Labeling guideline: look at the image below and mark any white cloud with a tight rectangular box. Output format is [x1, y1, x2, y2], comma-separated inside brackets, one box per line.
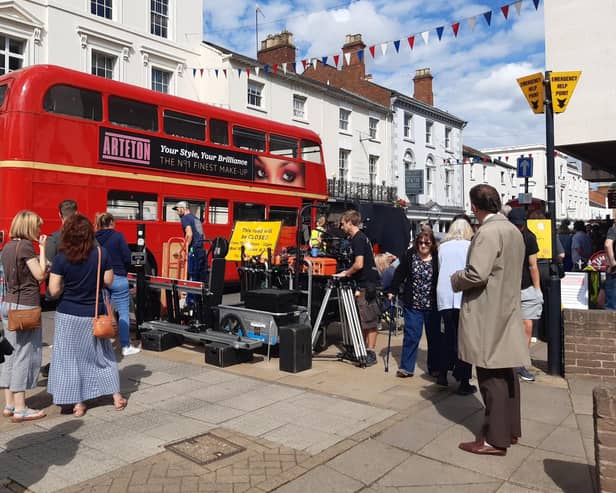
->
[203, 0, 546, 148]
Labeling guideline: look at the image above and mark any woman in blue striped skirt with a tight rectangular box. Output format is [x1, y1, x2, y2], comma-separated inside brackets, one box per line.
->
[47, 214, 126, 417]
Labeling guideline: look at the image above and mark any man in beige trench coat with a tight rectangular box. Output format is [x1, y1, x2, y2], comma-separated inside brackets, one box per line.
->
[451, 184, 530, 456]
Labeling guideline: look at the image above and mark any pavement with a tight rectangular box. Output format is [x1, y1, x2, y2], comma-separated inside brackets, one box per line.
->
[0, 307, 599, 493]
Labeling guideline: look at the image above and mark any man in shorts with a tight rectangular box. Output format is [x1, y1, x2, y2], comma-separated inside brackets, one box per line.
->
[508, 208, 543, 382]
[336, 210, 380, 367]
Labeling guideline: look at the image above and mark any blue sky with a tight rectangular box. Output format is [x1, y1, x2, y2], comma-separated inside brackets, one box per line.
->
[203, 0, 546, 150]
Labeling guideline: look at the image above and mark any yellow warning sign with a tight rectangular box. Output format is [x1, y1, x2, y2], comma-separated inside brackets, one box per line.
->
[517, 72, 545, 114]
[527, 219, 552, 260]
[550, 71, 581, 113]
[226, 220, 282, 262]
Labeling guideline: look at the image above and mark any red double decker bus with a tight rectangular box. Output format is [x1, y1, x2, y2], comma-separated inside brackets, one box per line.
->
[0, 65, 328, 281]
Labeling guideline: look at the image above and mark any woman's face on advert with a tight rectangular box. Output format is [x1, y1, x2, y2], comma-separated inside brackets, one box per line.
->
[254, 156, 305, 187]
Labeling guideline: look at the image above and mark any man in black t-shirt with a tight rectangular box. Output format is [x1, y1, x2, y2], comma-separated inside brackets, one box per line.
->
[508, 208, 543, 382]
[336, 210, 380, 367]
[604, 225, 616, 310]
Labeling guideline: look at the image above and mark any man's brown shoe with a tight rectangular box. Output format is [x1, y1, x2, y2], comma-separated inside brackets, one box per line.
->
[459, 440, 507, 456]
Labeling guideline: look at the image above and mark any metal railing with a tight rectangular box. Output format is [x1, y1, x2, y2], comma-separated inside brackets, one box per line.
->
[328, 178, 397, 203]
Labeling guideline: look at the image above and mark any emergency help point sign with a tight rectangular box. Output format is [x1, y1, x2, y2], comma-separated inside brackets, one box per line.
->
[516, 72, 545, 114]
[550, 71, 581, 113]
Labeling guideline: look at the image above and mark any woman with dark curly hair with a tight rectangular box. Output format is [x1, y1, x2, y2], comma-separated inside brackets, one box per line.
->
[47, 214, 126, 417]
[387, 230, 441, 378]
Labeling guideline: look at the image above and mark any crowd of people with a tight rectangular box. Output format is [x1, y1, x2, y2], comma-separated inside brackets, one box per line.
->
[0, 201, 139, 423]
[1, 190, 612, 458]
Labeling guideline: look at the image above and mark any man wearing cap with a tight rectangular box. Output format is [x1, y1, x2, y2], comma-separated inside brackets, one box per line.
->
[508, 208, 543, 383]
[173, 201, 207, 298]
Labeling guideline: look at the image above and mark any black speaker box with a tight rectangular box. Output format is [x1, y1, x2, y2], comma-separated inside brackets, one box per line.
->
[140, 330, 183, 352]
[204, 342, 253, 367]
[245, 288, 298, 313]
[279, 324, 312, 373]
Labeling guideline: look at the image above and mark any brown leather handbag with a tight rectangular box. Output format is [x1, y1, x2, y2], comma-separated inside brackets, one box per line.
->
[92, 247, 117, 339]
[7, 240, 41, 331]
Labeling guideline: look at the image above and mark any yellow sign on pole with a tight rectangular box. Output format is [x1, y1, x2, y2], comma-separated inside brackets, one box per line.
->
[226, 220, 282, 262]
[550, 71, 581, 113]
[517, 72, 545, 114]
[527, 219, 553, 260]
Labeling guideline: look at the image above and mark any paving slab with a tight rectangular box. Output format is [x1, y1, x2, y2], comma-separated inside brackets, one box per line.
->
[509, 448, 595, 492]
[375, 415, 450, 452]
[418, 424, 535, 481]
[272, 464, 363, 493]
[537, 424, 588, 459]
[327, 438, 409, 486]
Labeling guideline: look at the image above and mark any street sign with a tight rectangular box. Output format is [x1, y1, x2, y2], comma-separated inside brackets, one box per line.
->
[517, 72, 545, 114]
[550, 71, 581, 113]
[405, 169, 424, 195]
[518, 192, 533, 204]
[517, 156, 533, 178]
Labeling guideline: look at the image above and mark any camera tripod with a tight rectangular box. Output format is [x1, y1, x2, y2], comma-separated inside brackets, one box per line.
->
[311, 277, 368, 368]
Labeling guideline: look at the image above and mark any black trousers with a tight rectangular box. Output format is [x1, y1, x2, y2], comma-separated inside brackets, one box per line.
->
[440, 309, 472, 381]
[476, 367, 521, 449]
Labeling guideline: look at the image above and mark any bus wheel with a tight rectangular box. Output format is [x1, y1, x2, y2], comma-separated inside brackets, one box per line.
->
[220, 314, 244, 337]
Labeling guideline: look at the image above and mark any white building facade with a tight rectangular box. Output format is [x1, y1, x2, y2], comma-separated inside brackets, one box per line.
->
[0, 0, 203, 97]
[482, 145, 590, 220]
[200, 37, 394, 204]
[392, 90, 466, 232]
[462, 152, 518, 213]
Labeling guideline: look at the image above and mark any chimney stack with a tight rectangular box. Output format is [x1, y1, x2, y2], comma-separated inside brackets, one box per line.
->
[413, 68, 434, 105]
[257, 30, 296, 72]
[341, 33, 366, 79]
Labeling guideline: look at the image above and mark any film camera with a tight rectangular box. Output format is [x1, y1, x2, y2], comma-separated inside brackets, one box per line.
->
[321, 232, 353, 270]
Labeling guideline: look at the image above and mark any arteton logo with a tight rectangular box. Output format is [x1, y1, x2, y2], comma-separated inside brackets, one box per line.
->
[102, 131, 151, 165]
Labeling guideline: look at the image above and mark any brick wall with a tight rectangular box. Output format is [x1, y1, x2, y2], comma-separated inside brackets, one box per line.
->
[564, 309, 616, 380]
[594, 386, 616, 491]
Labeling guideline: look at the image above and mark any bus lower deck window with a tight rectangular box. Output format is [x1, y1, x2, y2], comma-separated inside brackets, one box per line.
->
[209, 199, 229, 224]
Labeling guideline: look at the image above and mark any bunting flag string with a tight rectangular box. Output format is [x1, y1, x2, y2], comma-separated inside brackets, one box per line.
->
[190, 0, 541, 80]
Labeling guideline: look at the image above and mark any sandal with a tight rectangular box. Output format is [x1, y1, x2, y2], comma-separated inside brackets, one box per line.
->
[114, 396, 127, 411]
[11, 408, 46, 423]
[3, 406, 15, 417]
[73, 404, 86, 417]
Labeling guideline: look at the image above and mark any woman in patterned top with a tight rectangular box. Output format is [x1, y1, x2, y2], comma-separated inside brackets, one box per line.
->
[387, 230, 440, 378]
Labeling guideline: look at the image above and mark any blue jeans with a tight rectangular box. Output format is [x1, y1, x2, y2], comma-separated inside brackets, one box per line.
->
[401, 307, 440, 375]
[108, 275, 130, 348]
[606, 273, 616, 310]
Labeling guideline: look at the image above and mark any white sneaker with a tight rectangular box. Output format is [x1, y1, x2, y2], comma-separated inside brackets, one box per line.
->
[121, 345, 141, 356]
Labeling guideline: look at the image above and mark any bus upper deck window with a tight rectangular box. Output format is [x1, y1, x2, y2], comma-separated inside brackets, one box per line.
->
[301, 140, 323, 164]
[233, 126, 265, 152]
[270, 135, 298, 159]
[210, 119, 228, 145]
[163, 110, 205, 141]
[109, 95, 158, 132]
[0, 85, 7, 109]
[43, 85, 102, 121]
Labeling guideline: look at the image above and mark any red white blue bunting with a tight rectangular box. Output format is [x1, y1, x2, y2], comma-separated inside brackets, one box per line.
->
[191, 0, 540, 79]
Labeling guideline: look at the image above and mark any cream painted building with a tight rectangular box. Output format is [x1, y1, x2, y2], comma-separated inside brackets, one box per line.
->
[200, 37, 394, 203]
[545, 0, 616, 179]
[0, 0, 203, 98]
[481, 144, 590, 220]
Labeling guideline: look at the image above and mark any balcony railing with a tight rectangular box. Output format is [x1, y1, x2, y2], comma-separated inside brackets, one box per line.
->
[328, 178, 397, 203]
